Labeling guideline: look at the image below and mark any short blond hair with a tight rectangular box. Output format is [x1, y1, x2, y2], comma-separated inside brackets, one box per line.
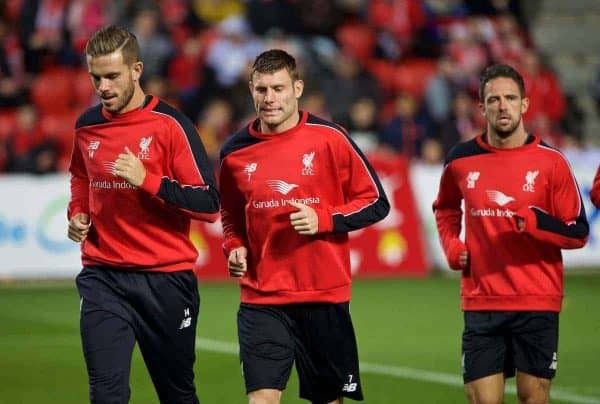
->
[85, 25, 140, 65]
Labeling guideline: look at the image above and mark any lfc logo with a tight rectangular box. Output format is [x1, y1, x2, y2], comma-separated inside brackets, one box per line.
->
[302, 152, 315, 176]
[138, 136, 152, 160]
[466, 171, 480, 189]
[523, 170, 538, 192]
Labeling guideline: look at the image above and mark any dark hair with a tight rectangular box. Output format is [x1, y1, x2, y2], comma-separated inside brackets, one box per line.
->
[250, 49, 299, 82]
[478, 64, 525, 101]
[85, 25, 140, 65]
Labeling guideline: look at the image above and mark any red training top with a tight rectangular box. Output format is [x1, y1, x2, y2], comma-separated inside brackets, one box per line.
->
[69, 95, 219, 272]
[220, 111, 389, 304]
[433, 134, 588, 312]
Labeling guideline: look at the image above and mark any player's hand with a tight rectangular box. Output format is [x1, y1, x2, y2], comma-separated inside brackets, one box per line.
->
[68, 213, 90, 243]
[289, 201, 318, 235]
[516, 217, 525, 232]
[228, 247, 248, 278]
[447, 238, 468, 270]
[458, 250, 468, 269]
[114, 147, 146, 186]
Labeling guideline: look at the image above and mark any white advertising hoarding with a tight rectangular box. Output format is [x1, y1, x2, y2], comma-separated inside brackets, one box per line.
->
[1, 156, 599, 279]
[0, 174, 82, 278]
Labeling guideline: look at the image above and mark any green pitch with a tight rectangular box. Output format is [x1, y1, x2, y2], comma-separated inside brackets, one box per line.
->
[1, 275, 599, 403]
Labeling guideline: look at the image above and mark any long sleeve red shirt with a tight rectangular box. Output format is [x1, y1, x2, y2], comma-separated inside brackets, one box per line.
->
[590, 165, 600, 208]
[219, 112, 389, 304]
[433, 134, 588, 312]
[68, 95, 219, 271]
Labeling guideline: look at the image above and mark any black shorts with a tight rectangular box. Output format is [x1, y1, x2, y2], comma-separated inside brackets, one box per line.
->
[238, 302, 364, 403]
[462, 311, 559, 383]
[76, 266, 200, 404]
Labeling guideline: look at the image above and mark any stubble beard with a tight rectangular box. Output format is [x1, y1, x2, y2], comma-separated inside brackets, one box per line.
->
[107, 80, 135, 114]
[492, 114, 521, 139]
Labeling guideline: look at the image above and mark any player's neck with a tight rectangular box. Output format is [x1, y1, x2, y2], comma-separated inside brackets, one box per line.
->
[260, 111, 301, 134]
[119, 88, 147, 114]
[487, 125, 528, 149]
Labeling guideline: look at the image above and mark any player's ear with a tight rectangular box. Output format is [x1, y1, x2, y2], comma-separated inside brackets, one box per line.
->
[132, 61, 143, 82]
[478, 101, 486, 116]
[520, 96, 529, 114]
[294, 79, 304, 99]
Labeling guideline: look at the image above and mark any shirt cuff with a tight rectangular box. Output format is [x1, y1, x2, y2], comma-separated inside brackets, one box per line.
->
[139, 172, 162, 195]
[223, 238, 244, 257]
[515, 206, 537, 233]
[315, 207, 333, 233]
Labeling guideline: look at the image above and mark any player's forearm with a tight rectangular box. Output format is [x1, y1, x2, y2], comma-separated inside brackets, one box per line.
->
[516, 206, 589, 249]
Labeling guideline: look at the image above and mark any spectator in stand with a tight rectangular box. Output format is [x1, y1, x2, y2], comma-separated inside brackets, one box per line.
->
[421, 137, 444, 165]
[18, 0, 77, 73]
[300, 89, 331, 120]
[66, 0, 111, 54]
[424, 57, 466, 125]
[487, 14, 528, 66]
[245, 0, 299, 35]
[368, 0, 427, 59]
[519, 49, 565, 125]
[439, 91, 482, 155]
[345, 96, 381, 154]
[322, 52, 381, 126]
[379, 92, 433, 159]
[5, 104, 59, 174]
[592, 64, 600, 115]
[205, 14, 264, 87]
[196, 97, 234, 169]
[445, 19, 489, 85]
[130, 8, 175, 78]
[0, 19, 27, 108]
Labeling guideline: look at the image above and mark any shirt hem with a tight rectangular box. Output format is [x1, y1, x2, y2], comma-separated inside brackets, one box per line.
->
[461, 295, 562, 312]
[241, 285, 351, 305]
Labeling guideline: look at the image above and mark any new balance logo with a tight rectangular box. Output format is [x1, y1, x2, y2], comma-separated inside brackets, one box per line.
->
[88, 140, 100, 158]
[244, 163, 257, 181]
[179, 318, 191, 329]
[342, 375, 358, 392]
[549, 352, 557, 370]
[179, 307, 191, 330]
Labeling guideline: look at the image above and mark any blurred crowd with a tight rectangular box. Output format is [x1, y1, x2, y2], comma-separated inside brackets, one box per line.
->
[0, 0, 593, 174]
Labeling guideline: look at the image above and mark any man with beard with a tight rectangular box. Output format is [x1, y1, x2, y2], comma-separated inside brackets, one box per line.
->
[433, 64, 588, 404]
[67, 25, 219, 403]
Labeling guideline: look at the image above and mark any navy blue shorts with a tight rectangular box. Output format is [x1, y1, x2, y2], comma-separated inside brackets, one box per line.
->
[76, 266, 200, 404]
[462, 311, 559, 383]
[238, 302, 364, 403]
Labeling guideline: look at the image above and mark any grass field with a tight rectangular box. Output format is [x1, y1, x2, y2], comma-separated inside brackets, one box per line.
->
[1, 274, 599, 403]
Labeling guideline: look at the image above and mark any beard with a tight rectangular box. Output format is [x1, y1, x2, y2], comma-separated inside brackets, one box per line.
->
[105, 79, 135, 114]
[492, 114, 521, 138]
